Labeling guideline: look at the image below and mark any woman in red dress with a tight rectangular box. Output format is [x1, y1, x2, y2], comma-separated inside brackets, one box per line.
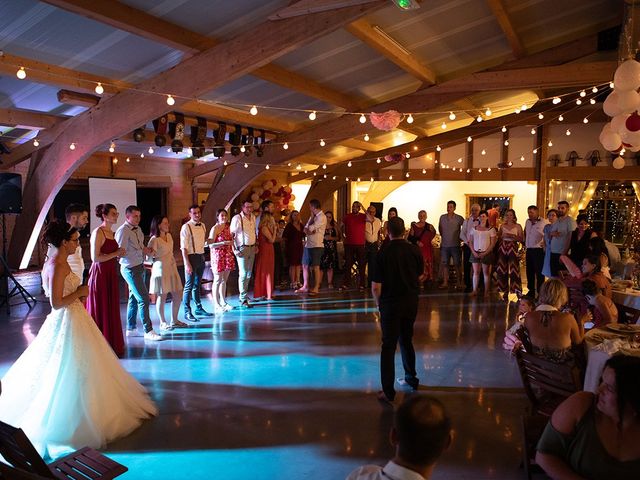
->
[283, 210, 304, 289]
[408, 210, 436, 283]
[209, 209, 236, 312]
[86, 203, 126, 357]
[253, 207, 276, 300]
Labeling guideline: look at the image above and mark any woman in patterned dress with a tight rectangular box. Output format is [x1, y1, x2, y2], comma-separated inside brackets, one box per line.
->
[209, 209, 236, 312]
[320, 211, 340, 288]
[496, 208, 523, 301]
[148, 215, 187, 330]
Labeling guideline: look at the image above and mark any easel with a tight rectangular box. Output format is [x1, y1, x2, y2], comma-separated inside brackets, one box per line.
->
[0, 214, 36, 314]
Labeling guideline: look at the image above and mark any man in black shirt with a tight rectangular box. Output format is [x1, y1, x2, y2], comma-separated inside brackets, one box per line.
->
[372, 216, 425, 404]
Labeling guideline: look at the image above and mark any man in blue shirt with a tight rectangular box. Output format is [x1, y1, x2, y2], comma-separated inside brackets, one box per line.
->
[115, 205, 162, 341]
[548, 200, 577, 277]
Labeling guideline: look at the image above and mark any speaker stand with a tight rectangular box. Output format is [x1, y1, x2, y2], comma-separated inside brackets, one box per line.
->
[0, 214, 36, 314]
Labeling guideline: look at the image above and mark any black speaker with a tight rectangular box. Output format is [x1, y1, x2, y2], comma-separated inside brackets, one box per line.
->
[369, 201, 383, 220]
[0, 173, 22, 214]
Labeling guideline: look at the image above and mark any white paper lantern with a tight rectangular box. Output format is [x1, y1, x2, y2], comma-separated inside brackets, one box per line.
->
[616, 90, 640, 114]
[620, 127, 640, 146]
[611, 113, 630, 133]
[613, 156, 625, 169]
[627, 144, 640, 152]
[255, 187, 264, 195]
[600, 127, 622, 151]
[603, 91, 623, 117]
[613, 59, 640, 91]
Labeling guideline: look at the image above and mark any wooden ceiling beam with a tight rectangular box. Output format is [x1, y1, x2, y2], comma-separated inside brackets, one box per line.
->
[42, 0, 366, 110]
[485, 0, 525, 58]
[8, 0, 388, 268]
[346, 19, 437, 85]
[269, 0, 380, 19]
[0, 108, 67, 130]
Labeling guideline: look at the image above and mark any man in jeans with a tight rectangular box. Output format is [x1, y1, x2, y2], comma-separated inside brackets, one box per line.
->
[372, 216, 424, 404]
[549, 200, 576, 277]
[230, 200, 257, 308]
[115, 205, 162, 341]
[438, 200, 464, 289]
[180, 204, 214, 321]
[295, 198, 326, 295]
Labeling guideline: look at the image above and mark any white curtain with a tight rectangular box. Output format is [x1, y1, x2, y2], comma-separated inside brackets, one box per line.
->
[547, 180, 597, 215]
[632, 181, 640, 203]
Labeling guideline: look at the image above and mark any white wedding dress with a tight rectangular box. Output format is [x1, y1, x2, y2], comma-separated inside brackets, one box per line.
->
[0, 272, 157, 459]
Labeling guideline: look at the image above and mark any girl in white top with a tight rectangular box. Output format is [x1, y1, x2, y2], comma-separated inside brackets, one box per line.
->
[468, 210, 497, 297]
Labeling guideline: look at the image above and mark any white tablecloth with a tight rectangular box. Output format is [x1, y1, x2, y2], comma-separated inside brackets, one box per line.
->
[611, 287, 640, 310]
[583, 327, 640, 392]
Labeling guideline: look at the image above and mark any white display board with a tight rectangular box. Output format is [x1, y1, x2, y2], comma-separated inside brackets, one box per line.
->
[88, 177, 137, 232]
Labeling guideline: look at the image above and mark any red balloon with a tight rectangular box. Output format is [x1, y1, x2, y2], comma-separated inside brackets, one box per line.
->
[626, 112, 640, 132]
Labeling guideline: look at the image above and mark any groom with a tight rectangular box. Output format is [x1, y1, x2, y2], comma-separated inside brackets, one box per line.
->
[46, 203, 89, 282]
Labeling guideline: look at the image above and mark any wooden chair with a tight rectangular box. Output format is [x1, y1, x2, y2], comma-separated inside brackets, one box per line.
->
[515, 349, 583, 417]
[0, 421, 127, 479]
[520, 414, 550, 480]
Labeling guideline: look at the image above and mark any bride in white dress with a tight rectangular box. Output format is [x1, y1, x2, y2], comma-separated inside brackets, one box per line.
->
[0, 221, 157, 459]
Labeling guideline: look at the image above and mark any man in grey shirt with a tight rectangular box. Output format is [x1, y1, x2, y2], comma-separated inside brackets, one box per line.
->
[115, 205, 162, 341]
[438, 200, 464, 289]
[548, 200, 577, 277]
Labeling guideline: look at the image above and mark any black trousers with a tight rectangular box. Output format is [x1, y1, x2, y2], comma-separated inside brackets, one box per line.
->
[549, 252, 562, 277]
[463, 244, 483, 290]
[379, 298, 419, 400]
[183, 253, 205, 312]
[525, 248, 545, 297]
[365, 242, 379, 287]
[343, 244, 366, 288]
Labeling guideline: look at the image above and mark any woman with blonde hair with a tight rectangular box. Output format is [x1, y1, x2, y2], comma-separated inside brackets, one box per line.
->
[209, 209, 236, 312]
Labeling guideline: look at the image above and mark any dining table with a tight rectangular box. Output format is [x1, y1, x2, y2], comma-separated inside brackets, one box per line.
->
[583, 324, 640, 392]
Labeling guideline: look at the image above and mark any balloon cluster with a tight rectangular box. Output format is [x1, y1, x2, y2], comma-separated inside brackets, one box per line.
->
[248, 179, 295, 212]
[600, 60, 640, 169]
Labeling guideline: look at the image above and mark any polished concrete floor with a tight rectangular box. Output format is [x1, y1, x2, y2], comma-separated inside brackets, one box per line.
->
[0, 274, 531, 480]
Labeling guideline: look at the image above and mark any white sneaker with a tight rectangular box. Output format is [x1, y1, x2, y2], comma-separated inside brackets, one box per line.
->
[144, 330, 163, 341]
[223, 304, 234, 312]
[126, 329, 142, 337]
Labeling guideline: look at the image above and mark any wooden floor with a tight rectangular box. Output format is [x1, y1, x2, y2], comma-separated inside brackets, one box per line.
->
[0, 272, 530, 480]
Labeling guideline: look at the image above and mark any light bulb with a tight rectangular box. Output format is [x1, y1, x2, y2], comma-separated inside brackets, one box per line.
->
[576, 99, 582, 105]
[296, 163, 301, 170]
[592, 86, 598, 93]
[388, 175, 393, 180]
[580, 90, 586, 97]
[487, 167, 491, 172]
[531, 128, 536, 135]
[609, 82, 614, 89]
[33, 139, 39, 147]
[308, 111, 316, 121]
[533, 148, 538, 154]
[485, 108, 492, 116]
[240, 145, 246, 153]
[436, 145, 441, 152]
[449, 112, 456, 121]
[583, 117, 589, 124]
[466, 168, 471, 173]
[478, 169, 482, 173]
[589, 98, 596, 105]
[283, 142, 289, 150]
[109, 142, 115, 153]
[538, 113, 544, 120]
[69, 142, 76, 150]
[167, 148, 172, 153]
[126, 157, 130, 162]
[244, 163, 249, 168]
[548, 140, 553, 147]
[113, 158, 118, 164]
[148, 146, 154, 154]
[16, 67, 26, 79]
[501, 126, 507, 133]
[376, 157, 381, 164]
[422, 169, 426, 174]
[515, 108, 521, 114]
[320, 139, 325, 147]
[166, 95, 175, 106]
[566, 129, 571, 136]
[364, 134, 370, 141]
[322, 164, 327, 169]
[223, 160, 228, 166]
[250, 105, 258, 116]
[467, 136, 472, 142]
[476, 115, 483, 122]
[558, 115, 564, 122]
[405, 172, 410, 178]
[333, 176, 337, 180]
[552, 97, 561, 104]
[441, 122, 447, 129]
[405, 153, 410, 158]
[359, 114, 367, 124]
[504, 140, 509, 146]
[481, 149, 486, 155]
[347, 161, 352, 167]
[95, 82, 104, 95]
[458, 157, 463, 163]
[406, 114, 414, 124]
[520, 155, 525, 161]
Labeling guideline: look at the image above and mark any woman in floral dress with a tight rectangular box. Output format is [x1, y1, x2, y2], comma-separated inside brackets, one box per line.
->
[209, 209, 236, 312]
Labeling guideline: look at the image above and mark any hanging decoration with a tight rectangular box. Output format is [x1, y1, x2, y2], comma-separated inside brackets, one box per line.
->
[248, 179, 294, 212]
[370, 110, 403, 131]
[600, 59, 640, 161]
[384, 152, 404, 162]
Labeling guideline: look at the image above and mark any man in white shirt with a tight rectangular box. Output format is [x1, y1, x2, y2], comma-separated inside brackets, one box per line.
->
[460, 203, 481, 293]
[524, 205, 548, 298]
[180, 204, 214, 321]
[230, 200, 257, 308]
[364, 204, 382, 287]
[346, 395, 452, 480]
[46, 203, 89, 282]
[295, 199, 326, 295]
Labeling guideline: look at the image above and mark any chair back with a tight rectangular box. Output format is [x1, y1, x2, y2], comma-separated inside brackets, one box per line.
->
[0, 461, 50, 479]
[0, 421, 53, 478]
[515, 349, 583, 416]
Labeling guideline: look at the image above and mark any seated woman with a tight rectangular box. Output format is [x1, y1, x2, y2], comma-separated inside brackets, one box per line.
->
[522, 279, 584, 363]
[502, 296, 535, 352]
[561, 237, 611, 281]
[581, 279, 618, 328]
[563, 254, 612, 298]
[536, 355, 640, 480]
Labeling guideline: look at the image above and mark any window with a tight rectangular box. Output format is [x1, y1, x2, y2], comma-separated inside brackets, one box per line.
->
[585, 182, 638, 245]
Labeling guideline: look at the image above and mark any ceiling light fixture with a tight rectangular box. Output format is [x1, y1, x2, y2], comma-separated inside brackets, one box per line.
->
[95, 83, 104, 95]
